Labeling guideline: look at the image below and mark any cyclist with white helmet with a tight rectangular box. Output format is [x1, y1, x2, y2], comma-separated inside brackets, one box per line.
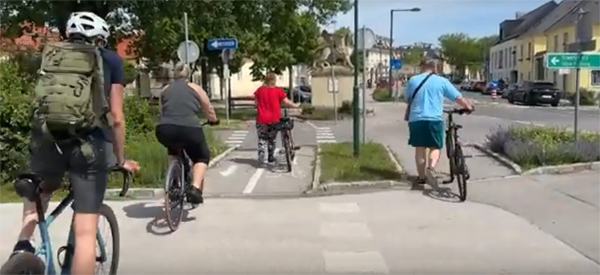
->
[10, 11, 139, 275]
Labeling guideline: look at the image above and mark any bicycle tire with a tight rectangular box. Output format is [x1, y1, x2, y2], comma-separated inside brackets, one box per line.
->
[96, 203, 120, 275]
[445, 131, 455, 175]
[454, 145, 468, 202]
[164, 160, 185, 232]
[282, 130, 293, 172]
[0, 252, 45, 275]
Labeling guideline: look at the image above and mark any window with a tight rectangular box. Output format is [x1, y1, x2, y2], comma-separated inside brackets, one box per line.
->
[527, 42, 532, 58]
[553, 35, 559, 51]
[592, 70, 600, 86]
[499, 50, 503, 68]
[512, 46, 517, 65]
[519, 73, 523, 81]
[519, 45, 523, 59]
[563, 32, 569, 51]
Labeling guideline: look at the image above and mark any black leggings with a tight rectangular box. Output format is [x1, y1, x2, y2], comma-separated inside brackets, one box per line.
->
[155, 124, 210, 164]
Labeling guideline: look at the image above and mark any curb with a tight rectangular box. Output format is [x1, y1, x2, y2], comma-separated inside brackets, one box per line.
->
[467, 143, 600, 176]
[522, 161, 600, 175]
[104, 145, 238, 200]
[467, 143, 523, 174]
[304, 143, 410, 195]
[309, 146, 322, 191]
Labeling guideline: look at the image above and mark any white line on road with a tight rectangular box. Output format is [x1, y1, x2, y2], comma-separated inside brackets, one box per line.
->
[306, 121, 318, 129]
[317, 140, 337, 143]
[228, 136, 246, 140]
[219, 165, 238, 177]
[225, 140, 244, 144]
[243, 168, 264, 194]
[233, 130, 249, 134]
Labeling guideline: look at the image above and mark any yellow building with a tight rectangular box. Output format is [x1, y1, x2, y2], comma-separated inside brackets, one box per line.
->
[517, 0, 600, 93]
[489, 1, 558, 82]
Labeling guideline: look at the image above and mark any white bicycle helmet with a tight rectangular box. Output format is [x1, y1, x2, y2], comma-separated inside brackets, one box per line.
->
[65, 12, 110, 39]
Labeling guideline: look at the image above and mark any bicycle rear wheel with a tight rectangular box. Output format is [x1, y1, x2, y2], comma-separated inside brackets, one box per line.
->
[0, 252, 45, 275]
[96, 204, 120, 275]
[454, 144, 468, 202]
[282, 130, 293, 172]
[164, 160, 185, 232]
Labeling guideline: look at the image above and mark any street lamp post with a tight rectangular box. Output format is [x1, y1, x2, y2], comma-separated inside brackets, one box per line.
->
[573, 7, 587, 142]
[388, 8, 421, 84]
[352, 0, 360, 156]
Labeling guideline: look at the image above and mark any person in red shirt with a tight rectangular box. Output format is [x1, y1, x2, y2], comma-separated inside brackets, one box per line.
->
[254, 72, 300, 165]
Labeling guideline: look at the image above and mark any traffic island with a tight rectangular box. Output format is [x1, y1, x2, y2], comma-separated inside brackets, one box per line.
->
[481, 125, 600, 175]
[307, 142, 411, 194]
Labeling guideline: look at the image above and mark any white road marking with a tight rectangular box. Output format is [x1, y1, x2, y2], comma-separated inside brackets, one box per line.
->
[242, 168, 264, 194]
[228, 136, 246, 140]
[219, 165, 237, 177]
[233, 130, 249, 134]
[305, 121, 318, 129]
[225, 140, 244, 144]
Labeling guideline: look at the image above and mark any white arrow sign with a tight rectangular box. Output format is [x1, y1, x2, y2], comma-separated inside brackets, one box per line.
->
[211, 40, 219, 49]
[551, 56, 560, 65]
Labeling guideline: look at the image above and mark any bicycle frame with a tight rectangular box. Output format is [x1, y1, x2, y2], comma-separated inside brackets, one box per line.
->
[33, 191, 108, 275]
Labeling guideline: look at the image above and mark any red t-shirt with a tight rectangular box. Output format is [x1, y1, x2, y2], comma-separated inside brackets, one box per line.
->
[254, 86, 286, 124]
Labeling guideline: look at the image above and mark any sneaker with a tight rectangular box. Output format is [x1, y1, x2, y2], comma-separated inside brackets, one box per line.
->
[186, 187, 204, 205]
[267, 155, 276, 164]
[425, 167, 439, 189]
[11, 240, 35, 257]
[415, 176, 426, 185]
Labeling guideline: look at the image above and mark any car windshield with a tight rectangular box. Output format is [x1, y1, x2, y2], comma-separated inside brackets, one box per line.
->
[532, 82, 556, 89]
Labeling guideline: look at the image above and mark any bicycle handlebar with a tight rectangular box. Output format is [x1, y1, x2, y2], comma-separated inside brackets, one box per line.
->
[444, 107, 474, 115]
[202, 120, 220, 126]
[109, 166, 133, 197]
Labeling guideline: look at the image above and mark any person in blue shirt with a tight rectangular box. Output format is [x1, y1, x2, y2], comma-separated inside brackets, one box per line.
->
[404, 58, 473, 187]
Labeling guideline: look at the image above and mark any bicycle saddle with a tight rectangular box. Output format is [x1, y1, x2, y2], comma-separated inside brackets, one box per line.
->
[279, 117, 291, 123]
[16, 173, 44, 186]
[14, 173, 45, 200]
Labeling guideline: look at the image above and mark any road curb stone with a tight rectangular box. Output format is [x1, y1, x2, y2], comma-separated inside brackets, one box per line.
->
[468, 143, 600, 176]
[104, 145, 238, 200]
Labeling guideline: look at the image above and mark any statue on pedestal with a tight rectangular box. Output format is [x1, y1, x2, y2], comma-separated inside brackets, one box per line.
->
[311, 30, 355, 75]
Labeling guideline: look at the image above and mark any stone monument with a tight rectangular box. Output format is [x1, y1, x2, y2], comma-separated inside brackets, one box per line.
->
[310, 30, 356, 108]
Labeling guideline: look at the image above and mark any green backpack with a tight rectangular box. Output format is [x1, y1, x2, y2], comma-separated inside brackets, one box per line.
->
[30, 41, 110, 141]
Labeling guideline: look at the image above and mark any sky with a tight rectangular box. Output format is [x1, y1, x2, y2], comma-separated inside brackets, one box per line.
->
[332, 0, 552, 46]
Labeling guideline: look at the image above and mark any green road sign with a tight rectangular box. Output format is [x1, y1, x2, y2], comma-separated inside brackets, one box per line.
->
[545, 52, 600, 69]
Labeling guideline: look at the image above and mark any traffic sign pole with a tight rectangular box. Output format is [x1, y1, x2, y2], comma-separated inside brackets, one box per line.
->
[184, 13, 190, 66]
[207, 38, 239, 126]
[223, 49, 231, 125]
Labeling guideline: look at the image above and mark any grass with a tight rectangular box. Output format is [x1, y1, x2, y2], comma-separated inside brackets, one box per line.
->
[319, 142, 403, 183]
[212, 107, 255, 129]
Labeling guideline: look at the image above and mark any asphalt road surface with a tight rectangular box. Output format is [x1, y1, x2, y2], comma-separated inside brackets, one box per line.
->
[1, 179, 597, 273]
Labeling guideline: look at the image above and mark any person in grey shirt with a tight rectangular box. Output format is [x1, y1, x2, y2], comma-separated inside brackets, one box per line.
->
[156, 62, 217, 204]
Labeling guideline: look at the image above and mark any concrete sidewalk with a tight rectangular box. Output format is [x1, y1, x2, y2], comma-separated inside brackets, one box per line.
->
[1, 190, 598, 273]
[365, 102, 516, 180]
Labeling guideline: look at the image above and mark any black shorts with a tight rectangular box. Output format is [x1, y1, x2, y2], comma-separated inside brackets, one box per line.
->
[155, 124, 210, 164]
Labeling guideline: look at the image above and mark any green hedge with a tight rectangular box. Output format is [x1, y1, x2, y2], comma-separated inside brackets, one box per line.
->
[0, 58, 227, 198]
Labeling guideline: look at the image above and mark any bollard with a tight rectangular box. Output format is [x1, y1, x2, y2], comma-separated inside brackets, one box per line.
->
[491, 88, 497, 101]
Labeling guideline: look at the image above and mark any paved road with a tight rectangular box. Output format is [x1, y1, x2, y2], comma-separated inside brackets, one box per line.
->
[207, 121, 317, 196]
[1, 183, 598, 273]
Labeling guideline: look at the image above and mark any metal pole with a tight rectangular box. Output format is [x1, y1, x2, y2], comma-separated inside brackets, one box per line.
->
[352, 0, 360, 156]
[573, 8, 586, 142]
[184, 13, 190, 65]
[224, 60, 230, 125]
[388, 10, 394, 86]
[361, 26, 367, 143]
[331, 21, 338, 124]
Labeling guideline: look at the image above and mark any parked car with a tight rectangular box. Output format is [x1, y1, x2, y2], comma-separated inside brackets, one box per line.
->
[281, 86, 312, 103]
[501, 83, 518, 98]
[459, 81, 471, 90]
[473, 81, 487, 93]
[508, 81, 563, 106]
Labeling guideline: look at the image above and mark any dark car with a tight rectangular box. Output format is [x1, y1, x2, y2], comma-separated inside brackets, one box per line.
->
[281, 86, 312, 103]
[508, 81, 563, 106]
[473, 81, 487, 92]
[501, 83, 518, 98]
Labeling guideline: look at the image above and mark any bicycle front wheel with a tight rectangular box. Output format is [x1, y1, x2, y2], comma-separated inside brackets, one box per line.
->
[164, 160, 185, 232]
[454, 145, 468, 202]
[96, 204, 120, 275]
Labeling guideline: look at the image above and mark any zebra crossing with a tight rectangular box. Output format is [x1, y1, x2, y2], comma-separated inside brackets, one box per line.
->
[315, 127, 337, 144]
[225, 130, 249, 146]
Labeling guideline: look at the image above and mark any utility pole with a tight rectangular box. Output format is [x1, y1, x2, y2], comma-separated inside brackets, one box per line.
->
[573, 7, 587, 142]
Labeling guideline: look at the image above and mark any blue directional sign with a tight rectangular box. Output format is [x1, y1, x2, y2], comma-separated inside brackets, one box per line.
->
[207, 38, 238, 51]
[390, 58, 402, 70]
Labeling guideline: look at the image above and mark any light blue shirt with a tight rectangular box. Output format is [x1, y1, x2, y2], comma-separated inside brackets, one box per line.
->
[404, 72, 462, 122]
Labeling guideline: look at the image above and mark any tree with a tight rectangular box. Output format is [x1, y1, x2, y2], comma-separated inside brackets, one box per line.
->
[402, 47, 424, 69]
[438, 33, 497, 77]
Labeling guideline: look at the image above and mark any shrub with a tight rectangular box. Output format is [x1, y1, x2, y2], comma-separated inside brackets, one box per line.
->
[485, 125, 600, 169]
[124, 96, 156, 136]
[372, 88, 394, 102]
[338, 100, 352, 115]
[0, 61, 33, 183]
[565, 88, 598, 106]
[123, 61, 137, 85]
